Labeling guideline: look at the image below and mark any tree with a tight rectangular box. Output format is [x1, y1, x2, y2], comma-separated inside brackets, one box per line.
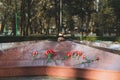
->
[110, 0, 120, 36]
[96, 0, 116, 36]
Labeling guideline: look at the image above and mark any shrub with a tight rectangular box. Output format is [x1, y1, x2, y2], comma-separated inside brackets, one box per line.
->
[83, 37, 97, 41]
[116, 37, 120, 43]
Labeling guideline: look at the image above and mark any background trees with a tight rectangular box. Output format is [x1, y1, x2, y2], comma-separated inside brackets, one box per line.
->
[110, 0, 120, 36]
[0, 0, 119, 36]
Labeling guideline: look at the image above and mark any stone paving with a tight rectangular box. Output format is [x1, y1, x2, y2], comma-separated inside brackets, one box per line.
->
[73, 40, 120, 54]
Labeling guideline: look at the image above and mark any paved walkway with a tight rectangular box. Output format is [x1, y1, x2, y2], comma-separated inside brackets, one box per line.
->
[73, 40, 120, 54]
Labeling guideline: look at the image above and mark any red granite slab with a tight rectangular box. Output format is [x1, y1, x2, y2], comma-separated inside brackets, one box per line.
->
[0, 40, 120, 80]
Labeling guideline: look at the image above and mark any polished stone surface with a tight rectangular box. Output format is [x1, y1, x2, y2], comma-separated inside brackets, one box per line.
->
[0, 40, 120, 71]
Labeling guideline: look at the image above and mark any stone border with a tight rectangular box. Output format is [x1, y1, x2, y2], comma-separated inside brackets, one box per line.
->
[0, 66, 120, 80]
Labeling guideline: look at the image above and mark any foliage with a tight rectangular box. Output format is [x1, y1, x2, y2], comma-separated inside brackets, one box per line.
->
[110, 0, 120, 20]
[0, 0, 120, 38]
[83, 37, 97, 41]
[116, 37, 120, 43]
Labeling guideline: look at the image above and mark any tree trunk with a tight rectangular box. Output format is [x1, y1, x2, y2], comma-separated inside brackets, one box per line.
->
[54, 0, 60, 34]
